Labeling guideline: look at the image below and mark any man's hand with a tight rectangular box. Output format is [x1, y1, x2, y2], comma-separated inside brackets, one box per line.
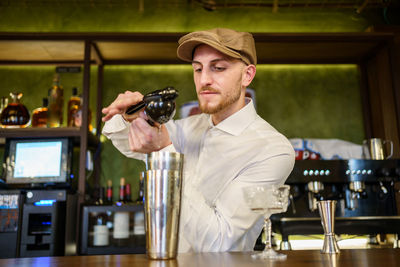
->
[128, 111, 172, 153]
[102, 91, 143, 122]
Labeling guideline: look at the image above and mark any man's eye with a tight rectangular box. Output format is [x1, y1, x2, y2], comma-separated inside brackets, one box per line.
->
[194, 68, 202, 72]
[213, 66, 226, 71]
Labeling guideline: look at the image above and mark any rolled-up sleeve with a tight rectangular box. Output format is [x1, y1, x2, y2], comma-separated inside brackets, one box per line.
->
[102, 115, 177, 160]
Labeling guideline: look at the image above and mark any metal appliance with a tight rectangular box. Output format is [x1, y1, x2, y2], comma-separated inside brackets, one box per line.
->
[0, 189, 77, 258]
[0, 190, 23, 258]
[272, 159, 400, 249]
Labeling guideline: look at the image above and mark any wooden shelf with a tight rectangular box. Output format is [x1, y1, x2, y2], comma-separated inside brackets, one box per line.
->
[0, 127, 99, 147]
[0, 127, 81, 138]
[0, 32, 395, 65]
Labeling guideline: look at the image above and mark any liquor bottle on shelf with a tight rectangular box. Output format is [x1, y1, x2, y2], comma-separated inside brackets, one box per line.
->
[106, 180, 113, 205]
[72, 95, 93, 131]
[47, 74, 64, 127]
[92, 212, 109, 247]
[31, 98, 48, 128]
[133, 210, 145, 246]
[118, 177, 126, 203]
[113, 177, 131, 247]
[0, 96, 8, 115]
[125, 183, 132, 203]
[0, 92, 30, 128]
[94, 186, 105, 205]
[136, 172, 145, 203]
[67, 87, 81, 127]
[113, 211, 130, 247]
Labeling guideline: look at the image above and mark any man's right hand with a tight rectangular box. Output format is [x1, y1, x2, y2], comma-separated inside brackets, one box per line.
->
[101, 91, 144, 122]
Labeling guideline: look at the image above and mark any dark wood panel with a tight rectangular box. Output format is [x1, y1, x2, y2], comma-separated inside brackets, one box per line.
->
[365, 46, 400, 158]
[359, 63, 373, 139]
[388, 35, 400, 158]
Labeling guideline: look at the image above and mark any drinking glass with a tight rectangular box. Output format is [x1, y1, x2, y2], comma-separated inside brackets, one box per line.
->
[243, 184, 290, 260]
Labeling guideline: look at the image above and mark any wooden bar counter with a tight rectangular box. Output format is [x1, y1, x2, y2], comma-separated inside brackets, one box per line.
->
[0, 249, 399, 267]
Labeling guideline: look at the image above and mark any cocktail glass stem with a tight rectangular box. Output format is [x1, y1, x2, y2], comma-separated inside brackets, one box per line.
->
[251, 216, 287, 260]
[264, 217, 272, 250]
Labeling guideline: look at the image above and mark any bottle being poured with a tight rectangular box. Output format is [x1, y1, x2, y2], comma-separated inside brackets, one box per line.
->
[124, 86, 179, 126]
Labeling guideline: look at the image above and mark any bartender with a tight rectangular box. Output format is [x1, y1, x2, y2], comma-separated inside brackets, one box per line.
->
[102, 28, 295, 252]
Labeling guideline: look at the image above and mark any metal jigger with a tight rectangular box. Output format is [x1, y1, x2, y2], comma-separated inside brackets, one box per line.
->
[317, 200, 340, 254]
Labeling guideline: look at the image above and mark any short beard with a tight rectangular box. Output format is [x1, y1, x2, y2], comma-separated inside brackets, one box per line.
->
[199, 85, 242, 114]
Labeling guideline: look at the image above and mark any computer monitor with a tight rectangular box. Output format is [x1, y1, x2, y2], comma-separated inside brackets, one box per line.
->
[3, 138, 71, 185]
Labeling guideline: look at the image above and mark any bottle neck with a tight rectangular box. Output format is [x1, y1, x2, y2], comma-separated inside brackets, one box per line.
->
[106, 186, 113, 202]
[119, 184, 126, 202]
[9, 93, 22, 104]
[42, 98, 48, 107]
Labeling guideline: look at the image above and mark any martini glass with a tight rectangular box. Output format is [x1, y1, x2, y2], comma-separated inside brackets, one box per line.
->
[243, 184, 290, 260]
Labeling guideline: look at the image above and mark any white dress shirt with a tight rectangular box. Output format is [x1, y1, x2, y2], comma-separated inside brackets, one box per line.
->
[102, 99, 295, 253]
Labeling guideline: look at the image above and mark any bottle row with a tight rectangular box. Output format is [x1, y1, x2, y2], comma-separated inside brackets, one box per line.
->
[90, 210, 145, 248]
[94, 176, 144, 206]
[0, 74, 92, 129]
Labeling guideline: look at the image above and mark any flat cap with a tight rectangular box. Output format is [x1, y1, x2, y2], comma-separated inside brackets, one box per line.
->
[177, 28, 257, 65]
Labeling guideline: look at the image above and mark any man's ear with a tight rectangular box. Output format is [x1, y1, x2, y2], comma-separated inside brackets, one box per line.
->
[242, 64, 256, 87]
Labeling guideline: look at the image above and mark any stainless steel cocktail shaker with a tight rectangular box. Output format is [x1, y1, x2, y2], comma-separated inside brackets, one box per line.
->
[144, 151, 184, 259]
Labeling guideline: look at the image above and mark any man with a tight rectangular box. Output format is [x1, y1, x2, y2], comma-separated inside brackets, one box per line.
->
[102, 28, 295, 252]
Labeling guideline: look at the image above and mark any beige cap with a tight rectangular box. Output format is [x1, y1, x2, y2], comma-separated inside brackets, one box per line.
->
[177, 28, 257, 65]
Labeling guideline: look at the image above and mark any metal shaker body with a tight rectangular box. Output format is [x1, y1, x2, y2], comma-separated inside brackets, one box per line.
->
[144, 152, 184, 260]
[146, 151, 184, 171]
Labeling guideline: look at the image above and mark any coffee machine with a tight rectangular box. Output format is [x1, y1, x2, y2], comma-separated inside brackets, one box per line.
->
[272, 159, 400, 249]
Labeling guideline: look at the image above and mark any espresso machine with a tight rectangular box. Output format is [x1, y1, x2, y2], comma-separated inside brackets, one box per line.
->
[272, 159, 400, 249]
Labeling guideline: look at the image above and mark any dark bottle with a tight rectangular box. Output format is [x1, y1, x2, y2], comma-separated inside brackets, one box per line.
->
[31, 98, 48, 128]
[119, 177, 126, 203]
[125, 183, 132, 203]
[47, 74, 64, 127]
[106, 180, 113, 204]
[0, 92, 30, 128]
[136, 172, 145, 203]
[67, 87, 81, 127]
[95, 186, 105, 205]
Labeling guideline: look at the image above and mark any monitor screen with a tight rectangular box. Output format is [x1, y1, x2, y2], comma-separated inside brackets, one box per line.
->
[4, 138, 71, 185]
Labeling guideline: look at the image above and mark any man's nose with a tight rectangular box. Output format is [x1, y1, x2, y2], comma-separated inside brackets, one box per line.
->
[199, 69, 212, 87]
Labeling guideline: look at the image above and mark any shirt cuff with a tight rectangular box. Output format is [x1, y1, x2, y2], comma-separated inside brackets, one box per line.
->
[102, 114, 130, 136]
[159, 143, 177, 153]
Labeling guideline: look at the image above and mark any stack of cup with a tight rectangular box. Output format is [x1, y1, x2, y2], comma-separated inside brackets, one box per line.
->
[144, 151, 184, 260]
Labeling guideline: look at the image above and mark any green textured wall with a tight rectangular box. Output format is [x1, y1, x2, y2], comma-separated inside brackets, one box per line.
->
[101, 64, 364, 143]
[0, 1, 373, 200]
[0, 2, 386, 33]
[0, 64, 363, 200]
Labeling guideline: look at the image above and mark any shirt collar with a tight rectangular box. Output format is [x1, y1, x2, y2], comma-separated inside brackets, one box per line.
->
[207, 98, 258, 136]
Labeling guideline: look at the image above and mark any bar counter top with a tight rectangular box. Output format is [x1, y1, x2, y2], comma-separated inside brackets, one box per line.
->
[0, 249, 399, 267]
